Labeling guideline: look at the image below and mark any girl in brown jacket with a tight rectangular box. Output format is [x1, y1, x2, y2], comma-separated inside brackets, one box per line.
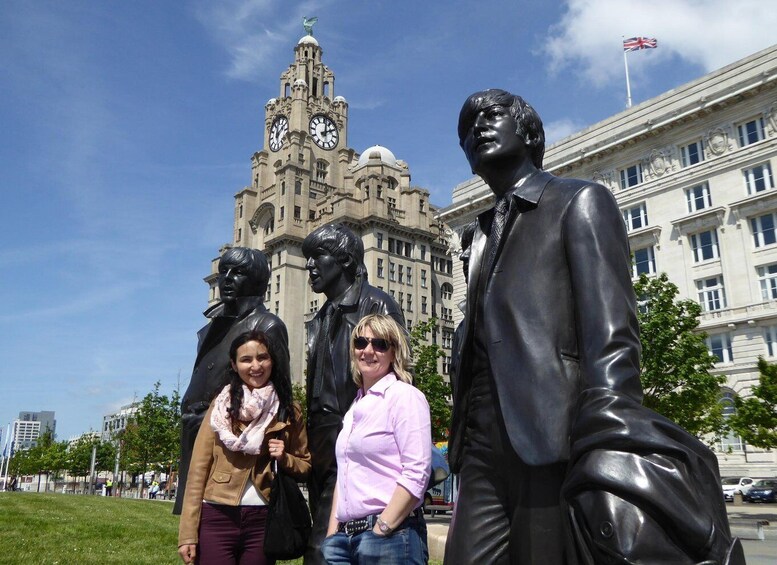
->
[178, 330, 311, 564]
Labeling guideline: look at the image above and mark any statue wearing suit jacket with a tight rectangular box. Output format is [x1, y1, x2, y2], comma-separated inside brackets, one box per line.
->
[444, 90, 742, 565]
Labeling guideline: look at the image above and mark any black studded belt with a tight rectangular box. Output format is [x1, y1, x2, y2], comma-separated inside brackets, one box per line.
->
[336, 508, 423, 536]
[337, 515, 377, 535]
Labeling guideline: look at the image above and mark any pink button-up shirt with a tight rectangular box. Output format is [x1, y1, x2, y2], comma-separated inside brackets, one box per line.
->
[334, 372, 432, 522]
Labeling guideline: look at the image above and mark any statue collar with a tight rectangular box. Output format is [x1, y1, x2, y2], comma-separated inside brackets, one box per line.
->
[504, 170, 553, 211]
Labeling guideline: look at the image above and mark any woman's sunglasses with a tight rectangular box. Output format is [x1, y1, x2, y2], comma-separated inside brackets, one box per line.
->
[353, 336, 392, 352]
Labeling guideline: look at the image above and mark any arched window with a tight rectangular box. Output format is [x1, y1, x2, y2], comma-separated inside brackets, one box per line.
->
[718, 389, 743, 452]
[441, 282, 454, 301]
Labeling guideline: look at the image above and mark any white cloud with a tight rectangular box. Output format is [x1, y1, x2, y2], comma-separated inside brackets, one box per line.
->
[544, 118, 587, 145]
[544, 0, 777, 87]
[194, 0, 333, 81]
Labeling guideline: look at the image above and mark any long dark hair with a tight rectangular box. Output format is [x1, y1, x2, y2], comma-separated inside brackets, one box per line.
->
[227, 330, 295, 425]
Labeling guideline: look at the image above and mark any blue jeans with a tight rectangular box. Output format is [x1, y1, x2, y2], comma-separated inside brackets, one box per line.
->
[320, 519, 428, 564]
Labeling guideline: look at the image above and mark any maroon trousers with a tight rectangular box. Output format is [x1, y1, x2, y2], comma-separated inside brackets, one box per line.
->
[197, 503, 274, 565]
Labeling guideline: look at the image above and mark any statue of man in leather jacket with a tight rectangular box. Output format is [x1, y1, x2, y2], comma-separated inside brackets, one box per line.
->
[173, 247, 290, 515]
[445, 90, 743, 565]
[302, 223, 404, 564]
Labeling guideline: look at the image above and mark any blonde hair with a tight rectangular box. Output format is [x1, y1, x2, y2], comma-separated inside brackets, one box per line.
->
[350, 314, 412, 387]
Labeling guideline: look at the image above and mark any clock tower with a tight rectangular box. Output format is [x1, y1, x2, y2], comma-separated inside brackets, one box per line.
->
[213, 30, 454, 385]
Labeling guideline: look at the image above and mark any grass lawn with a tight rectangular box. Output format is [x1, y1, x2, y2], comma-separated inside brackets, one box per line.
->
[0, 492, 305, 565]
[0, 493, 443, 564]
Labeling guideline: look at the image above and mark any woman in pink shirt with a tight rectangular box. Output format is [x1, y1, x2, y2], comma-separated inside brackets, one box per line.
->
[321, 314, 432, 564]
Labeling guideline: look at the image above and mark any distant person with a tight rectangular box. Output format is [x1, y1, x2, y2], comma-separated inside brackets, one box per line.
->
[176, 247, 290, 515]
[105, 478, 113, 496]
[302, 224, 404, 564]
[150, 480, 160, 499]
[178, 330, 311, 565]
[321, 314, 431, 564]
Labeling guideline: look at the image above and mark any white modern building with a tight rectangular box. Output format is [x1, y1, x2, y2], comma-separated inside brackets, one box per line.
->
[438, 44, 777, 476]
[13, 411, 56, 451]
[101, 403, 139, 442]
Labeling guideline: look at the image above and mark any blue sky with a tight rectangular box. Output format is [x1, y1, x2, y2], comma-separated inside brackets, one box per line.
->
[1, 0, 775, 442]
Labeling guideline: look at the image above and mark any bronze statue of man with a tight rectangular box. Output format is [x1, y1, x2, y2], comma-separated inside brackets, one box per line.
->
[446, 90, 743, 564]
[174, 247, 290, 515]
[302, 223, 404, 564]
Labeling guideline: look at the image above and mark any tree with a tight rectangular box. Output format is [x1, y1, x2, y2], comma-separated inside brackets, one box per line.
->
[292, 382, 307, 423]
[728, 357, 777, 449]
[409, 318, 451, 442]
[634, 273, 726, 438]
[119, 382, 181, 494]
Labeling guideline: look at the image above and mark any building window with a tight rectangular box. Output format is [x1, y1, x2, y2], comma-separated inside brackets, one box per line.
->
[239, 204, 243, 218]
[689, 229, 720, 262]
[399, 292, 404, 309]
[680, 139, 705, 167]
[377, 232, 383, 250]
[632, 246, 656, 277]
[422, 296, 428, 314]
[309, 300, 318, 313]
[622, 203, 648, 231]
[294, 206, 301, 220]
[281, 181, 286, 195]
[718, 391, 743, 452]
[275, 275, 280, 293]
[441, 283, 453, 300]
[421, 245, 427, 260]
[377, 185, 383, 199]
[706, 333, 733, 363]
[265, 287, 271, 302]
[442, 356, 451, 375]
[765, 326, 777, 357]
[295, 180, 302, 195]
[274, 301, 279, 315]
[442, 330, 453, 349]
[377, 258, 384, 278]
[737, 117, 766, 147]
[389, 262, 396, 282]
[757, 263, 777, 300]
[279, 206, 285, 220]
[407, 266, 412, 285]
[442, 307, 453, 321]
[316, 160, 328, 181]
[398, 265, 404, 284]
[685, 183, 711, 212]
[388, 238, 396, 254]
[407, 294, 413, 312]
[751, 213, 777, 248]
[696, 276, 726, 312]
[420, 199, 425, 213]
[387, 196, 397, 209]
[744, 162, 774, 194]
[421, 269, 427, 288]
[619, 163, 643, 190]
[404, 242, 412, 258]
[309, 210, 316, 221]
[237, 228, 242, 241]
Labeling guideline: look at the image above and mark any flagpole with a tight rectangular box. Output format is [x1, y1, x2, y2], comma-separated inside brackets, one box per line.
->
[623, 40, 633, 109]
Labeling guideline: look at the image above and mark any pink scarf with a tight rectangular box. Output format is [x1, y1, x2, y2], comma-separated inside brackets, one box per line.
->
[210, 382, 279, 455]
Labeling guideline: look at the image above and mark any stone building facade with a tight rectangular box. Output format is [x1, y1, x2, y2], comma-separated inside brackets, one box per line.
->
[437, 45, 777, 477]
[208, 34, 454, 384]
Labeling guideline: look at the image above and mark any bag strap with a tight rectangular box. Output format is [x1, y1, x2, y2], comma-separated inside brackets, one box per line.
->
[272, 404, 290, 475]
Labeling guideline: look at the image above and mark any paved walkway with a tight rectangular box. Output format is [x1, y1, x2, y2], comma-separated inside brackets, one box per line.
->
[425, 503, 777, 563]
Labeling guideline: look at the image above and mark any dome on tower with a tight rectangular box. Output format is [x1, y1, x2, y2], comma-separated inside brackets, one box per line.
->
[298, 35, 319, 46]
[357, 145, 397, 167]
[333, 95, 346, 104]
[294, 78, 308, 87]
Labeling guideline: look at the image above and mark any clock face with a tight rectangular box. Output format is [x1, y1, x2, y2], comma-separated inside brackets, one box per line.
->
[269, 115, 289, 152]
[309, 114, 339, 150]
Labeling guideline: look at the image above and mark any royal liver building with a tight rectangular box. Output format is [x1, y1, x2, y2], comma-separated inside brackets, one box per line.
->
[207, 31, 454, 386]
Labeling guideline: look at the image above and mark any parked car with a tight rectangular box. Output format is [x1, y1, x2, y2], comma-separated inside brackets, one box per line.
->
[742, 479, 777, 503]
[721, 477, 755, 501]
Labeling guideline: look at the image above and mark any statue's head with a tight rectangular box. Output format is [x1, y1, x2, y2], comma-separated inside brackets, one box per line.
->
[217, 247, 270, 305]
[457, 89, 545, 174]
[302, 223, 365, 298]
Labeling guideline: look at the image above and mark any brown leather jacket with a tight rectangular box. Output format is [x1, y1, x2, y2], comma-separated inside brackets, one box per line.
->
[178, 400, 311, 547]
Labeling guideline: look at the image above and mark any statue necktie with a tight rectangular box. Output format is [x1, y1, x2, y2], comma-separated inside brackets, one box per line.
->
[312, 303, 334, 398]
[486, 196, 510, 275]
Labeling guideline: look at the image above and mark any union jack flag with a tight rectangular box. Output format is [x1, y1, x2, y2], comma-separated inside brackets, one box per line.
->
[623, 37, 658, 51]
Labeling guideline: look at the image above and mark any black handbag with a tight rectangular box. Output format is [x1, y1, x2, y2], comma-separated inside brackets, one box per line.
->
[263, 406, 312, 560]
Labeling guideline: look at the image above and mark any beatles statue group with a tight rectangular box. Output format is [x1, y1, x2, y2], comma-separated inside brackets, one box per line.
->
[174, 90, 746, 565]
